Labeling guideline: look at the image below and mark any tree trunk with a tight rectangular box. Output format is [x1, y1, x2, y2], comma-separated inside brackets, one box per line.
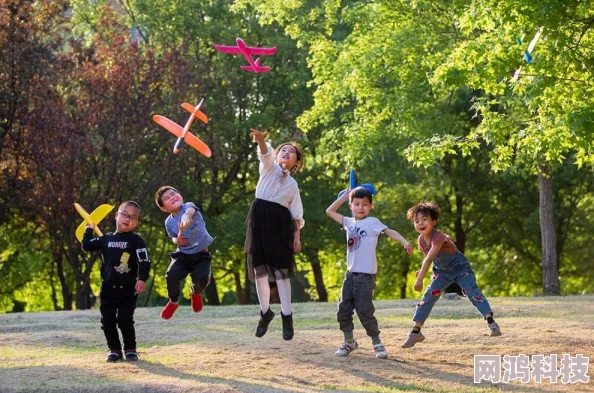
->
[75, 282, 93, 310]
[445, 192, 464, 296]
[454, 193, 467, 254]
[309, 251, 328, 302]
[205, 277, 220, 305]
[538, 168, 560, 295]
[49, 259, 60, 311]
[399, 261, 410, 299]
[55, 257, 72, 310]
[233, 272, 245, 304]
[243, 277, 251, 305]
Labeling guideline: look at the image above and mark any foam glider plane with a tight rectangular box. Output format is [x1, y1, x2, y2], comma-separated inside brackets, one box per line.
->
[74, 203, 114, 242]
[337, 169, 377, 201]
[213, 38, 277, 73]
[512, 27, 544, 82]
[153, 98, 212, 157]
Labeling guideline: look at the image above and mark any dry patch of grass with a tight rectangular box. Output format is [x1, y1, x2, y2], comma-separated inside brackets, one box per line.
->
[0, 296, 593, 392]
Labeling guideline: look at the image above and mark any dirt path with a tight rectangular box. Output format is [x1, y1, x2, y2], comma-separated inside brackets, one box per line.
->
[0, 296, 593, 392]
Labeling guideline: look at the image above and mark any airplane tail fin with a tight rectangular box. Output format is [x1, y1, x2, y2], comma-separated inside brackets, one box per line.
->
[181, 103, 209, 124]
[240, 65, 271, 73]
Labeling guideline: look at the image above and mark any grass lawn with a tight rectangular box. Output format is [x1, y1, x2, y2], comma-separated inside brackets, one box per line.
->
[0, 295, 593, 392]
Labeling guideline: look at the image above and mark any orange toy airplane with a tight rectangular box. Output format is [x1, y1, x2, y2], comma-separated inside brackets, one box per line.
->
[153, 98, 212, 157]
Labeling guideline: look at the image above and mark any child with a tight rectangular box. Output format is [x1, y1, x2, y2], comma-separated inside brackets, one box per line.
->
[155, 186, 214, 320]
[81, 201, 151, 363]
[245, 129, 304, 341]
[402, 201, 501, 348]
[326, 187, 414, 358]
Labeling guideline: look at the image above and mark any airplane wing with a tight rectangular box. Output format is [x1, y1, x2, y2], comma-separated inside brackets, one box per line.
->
[240, 65, 271, 73]
[181, 103, 209, 124]
[153, 115, 212, 157]
[245, 46, 277, 56]
[213, 43, 242, 54]
[75, 204, 114, 242]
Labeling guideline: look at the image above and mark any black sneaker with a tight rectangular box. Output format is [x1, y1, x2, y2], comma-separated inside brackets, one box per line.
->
[106, 350, 123, 362]
[281, 312, 294, 341]
[255, 308, 275, 338]
[125, 351, 139, 362]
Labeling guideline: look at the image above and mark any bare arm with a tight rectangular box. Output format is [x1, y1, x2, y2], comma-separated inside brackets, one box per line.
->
[250, 128, 268, 154]
[326, 190, 350, 225]
[384, 229, 414, 254]
[179, 206, 196, 233]
[293, 220, 301, 253]
[413, 240, 445, 291]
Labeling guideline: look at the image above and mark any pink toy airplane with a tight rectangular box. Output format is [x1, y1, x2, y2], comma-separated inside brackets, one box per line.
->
[153, 98, 212, 157]
[213, 37, 277, 73]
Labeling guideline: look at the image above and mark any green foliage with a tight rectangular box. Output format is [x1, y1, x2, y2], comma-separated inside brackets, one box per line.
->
[2, 0, 594, 312]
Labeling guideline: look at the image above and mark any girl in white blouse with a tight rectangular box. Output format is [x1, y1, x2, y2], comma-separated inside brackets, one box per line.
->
[245, 128, 304, 341]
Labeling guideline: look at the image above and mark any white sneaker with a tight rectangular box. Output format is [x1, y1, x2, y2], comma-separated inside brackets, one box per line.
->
[335, 340, 359, 357]
[373, 343, 388, 359]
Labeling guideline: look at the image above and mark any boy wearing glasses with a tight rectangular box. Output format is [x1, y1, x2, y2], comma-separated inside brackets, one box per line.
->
[82, 201, 151, 363]
[155, 186, 214, 320]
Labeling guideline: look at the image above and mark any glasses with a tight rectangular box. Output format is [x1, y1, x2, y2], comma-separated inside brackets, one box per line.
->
[118, 211, 139, 222]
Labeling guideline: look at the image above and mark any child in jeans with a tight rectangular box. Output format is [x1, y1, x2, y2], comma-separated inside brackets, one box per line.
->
[81, 201, 151, 362]
[155, 186, 214, 319]
[326, 187, 413, 358]
[401, 201, 501, 349]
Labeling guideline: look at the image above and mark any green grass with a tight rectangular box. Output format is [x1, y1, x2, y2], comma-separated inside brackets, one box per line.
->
[0, 295, 593, 392]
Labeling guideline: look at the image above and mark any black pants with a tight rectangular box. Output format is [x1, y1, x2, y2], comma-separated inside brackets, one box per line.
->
[100, 285, 137, 352]
[165, 250, 212, 302]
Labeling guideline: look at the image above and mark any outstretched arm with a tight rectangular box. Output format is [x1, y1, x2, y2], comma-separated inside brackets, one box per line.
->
[326, 190, 350, 225]
[384, 229, 413, 254]
[250, 128, 268, 154]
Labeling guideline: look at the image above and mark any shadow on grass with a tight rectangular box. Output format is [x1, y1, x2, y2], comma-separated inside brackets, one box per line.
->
[135, 360, 304, 393]
[288, 341, 571, 393]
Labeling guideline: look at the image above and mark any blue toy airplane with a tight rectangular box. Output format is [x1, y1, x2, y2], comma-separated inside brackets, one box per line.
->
[337, 169, 377, 201]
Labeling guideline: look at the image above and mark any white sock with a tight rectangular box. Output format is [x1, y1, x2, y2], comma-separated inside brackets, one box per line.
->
[276, 278, 292, 315]
[255, 276, 270, 313]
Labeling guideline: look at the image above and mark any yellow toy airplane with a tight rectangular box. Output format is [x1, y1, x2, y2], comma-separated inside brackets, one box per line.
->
[74, 203, 114, 242]
[153, 98, 212, 157]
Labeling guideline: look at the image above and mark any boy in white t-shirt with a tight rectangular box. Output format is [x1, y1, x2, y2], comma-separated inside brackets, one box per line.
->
[326, 187, 414, 359]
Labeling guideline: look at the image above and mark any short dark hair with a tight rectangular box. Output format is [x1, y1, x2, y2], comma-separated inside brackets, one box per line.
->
[155, 186, 179, 208]
[349, 187, 373, 204]
[119, 200, 141, 215]
[407, 201, 440, 222]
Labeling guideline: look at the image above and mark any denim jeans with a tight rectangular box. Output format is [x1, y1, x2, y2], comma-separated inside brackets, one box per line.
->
[337, 271, 380, 337]
[413, 254, 493, 323]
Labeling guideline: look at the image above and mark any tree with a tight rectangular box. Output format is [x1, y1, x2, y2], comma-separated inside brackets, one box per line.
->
[419, 0, 594, 295]
[240, 0, 594, 296]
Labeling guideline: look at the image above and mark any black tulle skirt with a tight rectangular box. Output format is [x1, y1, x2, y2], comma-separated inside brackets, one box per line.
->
[245, 198, 296, 281]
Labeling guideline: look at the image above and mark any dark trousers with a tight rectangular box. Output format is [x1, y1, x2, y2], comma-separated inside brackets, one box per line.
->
[337, 271, 380, 337]
[100, 285, 137, 351]
[165, 250, 212, 302]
